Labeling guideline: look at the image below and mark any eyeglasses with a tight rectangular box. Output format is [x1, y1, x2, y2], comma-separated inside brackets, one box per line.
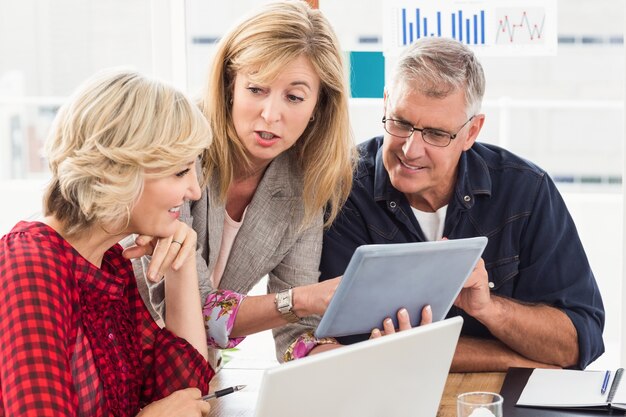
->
[382, 115, 475, 148]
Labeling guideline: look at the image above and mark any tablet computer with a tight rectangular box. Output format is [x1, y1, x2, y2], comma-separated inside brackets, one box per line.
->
[314, 236, 487, 339]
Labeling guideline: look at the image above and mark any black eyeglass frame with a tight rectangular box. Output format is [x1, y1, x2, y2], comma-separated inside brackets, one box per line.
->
[381, 115, 475, 148]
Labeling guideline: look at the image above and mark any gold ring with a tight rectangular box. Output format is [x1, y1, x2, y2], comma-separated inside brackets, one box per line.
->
[171, 240, 183, 246]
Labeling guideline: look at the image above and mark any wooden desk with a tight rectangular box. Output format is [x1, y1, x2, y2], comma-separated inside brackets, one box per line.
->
[206, 365, 505, 417]
[438, 372, 505, 417]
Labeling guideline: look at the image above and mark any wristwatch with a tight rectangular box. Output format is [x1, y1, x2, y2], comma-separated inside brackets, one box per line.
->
[275, 288, 300, 323]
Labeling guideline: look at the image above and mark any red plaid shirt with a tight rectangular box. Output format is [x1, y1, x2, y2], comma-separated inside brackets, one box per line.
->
[0, 222, 214, 417]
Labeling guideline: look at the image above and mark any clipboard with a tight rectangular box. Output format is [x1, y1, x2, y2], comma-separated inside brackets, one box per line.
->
[314, 236, 488, 338]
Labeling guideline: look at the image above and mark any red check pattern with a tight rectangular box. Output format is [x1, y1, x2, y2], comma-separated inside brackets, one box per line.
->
[0, 222, 214, 417]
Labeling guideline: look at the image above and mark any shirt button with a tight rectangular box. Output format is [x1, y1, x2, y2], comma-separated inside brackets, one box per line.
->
[108, 333, 115, 341]
[488, 281, 495, 289]
[463, 195, 471, 202]
[389, 201, 397, 208]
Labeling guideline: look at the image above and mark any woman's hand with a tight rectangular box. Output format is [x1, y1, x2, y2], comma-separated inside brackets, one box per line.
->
[122, 222, 197, 282]
[136, 388, 210, 417]
[292, 276, 341, 317]
[369, 305, 433, 339]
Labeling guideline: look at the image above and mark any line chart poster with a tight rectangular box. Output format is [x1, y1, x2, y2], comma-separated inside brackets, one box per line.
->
[383, 0, 557, 57]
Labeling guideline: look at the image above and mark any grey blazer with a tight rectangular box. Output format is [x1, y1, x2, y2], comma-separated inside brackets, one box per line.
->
[134, 150, 323, 365]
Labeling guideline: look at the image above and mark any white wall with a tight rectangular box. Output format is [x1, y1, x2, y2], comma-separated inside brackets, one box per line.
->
[0, 179, 47, 234]
[563, 191, 623, 369]
[621, 8, 626, 367]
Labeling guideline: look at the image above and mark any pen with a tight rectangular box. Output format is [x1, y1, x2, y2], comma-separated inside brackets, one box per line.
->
[601, 370, 611, 395]
[202, 384, 246, 401]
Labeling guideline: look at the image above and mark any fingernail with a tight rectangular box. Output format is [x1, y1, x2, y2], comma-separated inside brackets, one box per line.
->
[372, 328, 381, 336]
[425, 305, 432, 313]
[384, 318, 392, 325]
[399, 308, 408, 317]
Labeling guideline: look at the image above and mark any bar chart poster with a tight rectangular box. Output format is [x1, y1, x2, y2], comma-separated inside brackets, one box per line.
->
[383, 0, 557, 57]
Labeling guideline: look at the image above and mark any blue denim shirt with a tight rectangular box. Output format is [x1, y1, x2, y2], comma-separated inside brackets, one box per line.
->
[320, 137, 605, 369]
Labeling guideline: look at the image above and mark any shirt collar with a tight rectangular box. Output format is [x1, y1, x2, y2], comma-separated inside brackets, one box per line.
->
[20, 221, 127, 299]
[452, 147, 492, 208]
[372, 144, 405, 203]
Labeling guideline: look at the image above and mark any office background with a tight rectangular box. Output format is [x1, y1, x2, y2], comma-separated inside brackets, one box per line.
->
[0, 0, 624, 369]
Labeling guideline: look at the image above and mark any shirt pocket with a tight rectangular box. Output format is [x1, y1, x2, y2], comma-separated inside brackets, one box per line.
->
[485, 256, 519, 295]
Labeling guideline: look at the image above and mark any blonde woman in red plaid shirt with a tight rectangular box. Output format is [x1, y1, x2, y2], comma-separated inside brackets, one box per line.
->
[0, 70, 214, 416]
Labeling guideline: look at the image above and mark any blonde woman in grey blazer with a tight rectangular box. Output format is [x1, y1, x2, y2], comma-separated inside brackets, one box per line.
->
[128, 1, 356, 368]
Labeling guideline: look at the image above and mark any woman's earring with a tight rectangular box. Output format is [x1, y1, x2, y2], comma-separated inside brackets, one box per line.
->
[229, 98, 233, 105]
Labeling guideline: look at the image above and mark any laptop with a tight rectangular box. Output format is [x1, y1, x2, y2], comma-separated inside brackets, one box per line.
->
[254, 316, 463, 417]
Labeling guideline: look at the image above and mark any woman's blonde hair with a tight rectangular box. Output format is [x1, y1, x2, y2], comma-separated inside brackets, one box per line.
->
[43, 69, 211, 237]
[200, 0, 355, 227]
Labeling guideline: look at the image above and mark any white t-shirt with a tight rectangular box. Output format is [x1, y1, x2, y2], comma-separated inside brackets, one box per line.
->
[410, 205, 448, 241]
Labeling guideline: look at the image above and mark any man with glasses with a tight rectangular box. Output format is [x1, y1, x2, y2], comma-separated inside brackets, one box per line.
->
[319, 37, 604, 371]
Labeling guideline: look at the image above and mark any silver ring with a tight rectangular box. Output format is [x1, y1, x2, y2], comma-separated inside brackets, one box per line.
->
[171, 240, 183, 246]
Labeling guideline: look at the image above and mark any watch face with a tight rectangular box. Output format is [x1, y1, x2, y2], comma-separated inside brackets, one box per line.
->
[277, 289, 292, 310]
[276, 289, 299, 322]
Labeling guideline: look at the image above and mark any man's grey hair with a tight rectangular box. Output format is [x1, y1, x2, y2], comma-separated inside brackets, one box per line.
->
[389, 37, 486, 116]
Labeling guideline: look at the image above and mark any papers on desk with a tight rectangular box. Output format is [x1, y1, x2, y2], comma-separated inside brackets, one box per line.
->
[517, 368, 626, 411]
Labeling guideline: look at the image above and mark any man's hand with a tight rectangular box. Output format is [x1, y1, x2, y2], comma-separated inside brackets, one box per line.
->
[454, 258, 492, 319]
[453, 258, 580, 368]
